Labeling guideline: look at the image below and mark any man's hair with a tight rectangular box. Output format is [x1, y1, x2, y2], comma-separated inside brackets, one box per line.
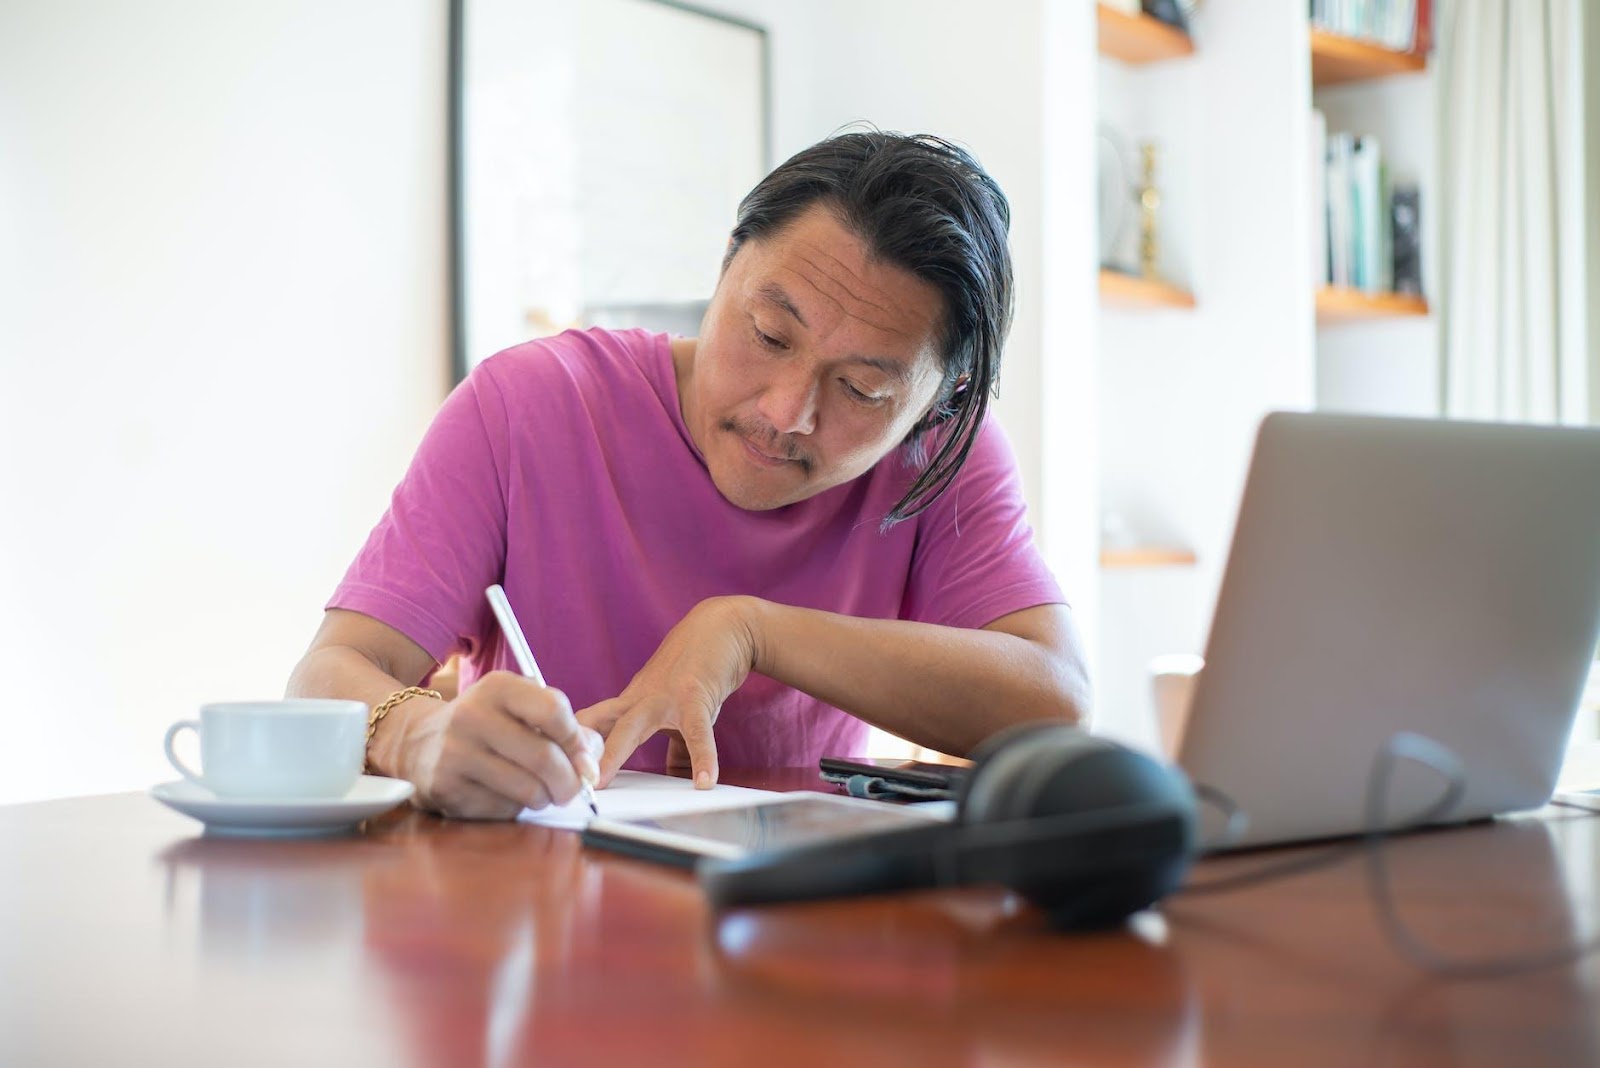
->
[723, 130, 1014, 527]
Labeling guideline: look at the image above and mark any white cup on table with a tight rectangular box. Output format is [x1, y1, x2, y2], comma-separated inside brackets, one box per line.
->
[163, 699, 367, 799]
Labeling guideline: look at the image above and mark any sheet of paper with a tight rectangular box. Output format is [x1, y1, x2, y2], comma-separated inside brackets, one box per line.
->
[517, 770, 779, 830]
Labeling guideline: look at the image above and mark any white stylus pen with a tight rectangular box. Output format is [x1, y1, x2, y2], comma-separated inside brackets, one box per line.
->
[485, 583, 599, 815]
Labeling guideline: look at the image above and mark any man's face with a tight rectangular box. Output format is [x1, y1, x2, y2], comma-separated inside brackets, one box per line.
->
[679, 206, 947, 512]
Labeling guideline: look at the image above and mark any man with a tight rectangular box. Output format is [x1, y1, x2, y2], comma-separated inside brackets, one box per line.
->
[287, 131, 1090, 819]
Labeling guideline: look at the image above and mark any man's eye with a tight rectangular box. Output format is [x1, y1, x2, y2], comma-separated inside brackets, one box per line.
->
[752, 325, 786, 350]
[841, 380, 884, 406]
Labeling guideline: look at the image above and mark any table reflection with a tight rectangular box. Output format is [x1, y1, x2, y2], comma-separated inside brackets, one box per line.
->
[709, 892, 1198, 1068]
[341, 806, 1199, 1068]
[355, 809, 591, 1068]
[1167, 815, 1600, 1067]
[158, 833, 383, 967]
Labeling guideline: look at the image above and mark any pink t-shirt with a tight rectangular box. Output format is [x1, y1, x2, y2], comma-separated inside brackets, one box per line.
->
[329, 327, 1064, 769]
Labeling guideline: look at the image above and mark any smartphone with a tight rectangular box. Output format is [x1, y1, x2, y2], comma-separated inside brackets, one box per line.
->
[818, 756, 970, 798]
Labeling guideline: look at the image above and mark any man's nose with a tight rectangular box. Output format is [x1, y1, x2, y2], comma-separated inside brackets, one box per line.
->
[757, 363, 819, 437]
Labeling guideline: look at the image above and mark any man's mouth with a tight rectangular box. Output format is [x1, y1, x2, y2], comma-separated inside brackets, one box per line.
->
[738, 433, 794, 468]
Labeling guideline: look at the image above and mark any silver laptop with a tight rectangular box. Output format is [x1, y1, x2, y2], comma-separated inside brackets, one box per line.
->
[1177, 412, 1600, 849]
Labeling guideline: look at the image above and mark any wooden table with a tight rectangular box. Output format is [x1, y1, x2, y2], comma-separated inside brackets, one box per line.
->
[3, 769, 1598, 1067]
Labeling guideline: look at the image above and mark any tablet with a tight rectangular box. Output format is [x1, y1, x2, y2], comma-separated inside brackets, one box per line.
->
[581, 792, 948, 867]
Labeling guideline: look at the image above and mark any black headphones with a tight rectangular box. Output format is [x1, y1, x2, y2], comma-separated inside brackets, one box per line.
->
[698, 722, 1199, 928]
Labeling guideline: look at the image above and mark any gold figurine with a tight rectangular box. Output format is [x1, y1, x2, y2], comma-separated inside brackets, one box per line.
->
[1138, 141, 1161, 281]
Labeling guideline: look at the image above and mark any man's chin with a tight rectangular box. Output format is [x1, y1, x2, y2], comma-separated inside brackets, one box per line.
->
[707, 464, 806, 512]
[714, 479, 799, 512]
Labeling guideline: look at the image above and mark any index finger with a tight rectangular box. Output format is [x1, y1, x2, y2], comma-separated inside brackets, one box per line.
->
[497, 680, 600, 787]
[597, 700, 672, 787]
[678, 711, 719, 790]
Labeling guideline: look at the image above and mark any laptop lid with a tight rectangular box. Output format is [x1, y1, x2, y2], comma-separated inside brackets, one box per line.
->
[1177, 412, 1600, 849]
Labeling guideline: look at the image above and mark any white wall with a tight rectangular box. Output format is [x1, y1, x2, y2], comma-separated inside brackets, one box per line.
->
[0, 1, 448, 803]
[1, 0, 1103, 798]
[8, 1, 1534, 796]
[1095, 0, 1318, 749]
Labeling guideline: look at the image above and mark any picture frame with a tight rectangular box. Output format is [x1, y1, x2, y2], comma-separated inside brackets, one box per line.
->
[447, 0, 771, 383]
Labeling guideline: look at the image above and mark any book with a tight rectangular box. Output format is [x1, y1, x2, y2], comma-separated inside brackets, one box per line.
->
[1326, 131, 1355, 289]
[1312, 0, 1418, 49]
[1386, 0, 1417, 50]
[1310, 109, 1328, 286]
[1391, 184, 1422, 295]
[1139, 0, 1189, 34]
[1351, 134, 1382, 292]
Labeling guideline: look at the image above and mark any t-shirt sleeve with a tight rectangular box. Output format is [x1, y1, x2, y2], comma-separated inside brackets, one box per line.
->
[325, 364, 511, 666]
[900, 418, 1067, 630]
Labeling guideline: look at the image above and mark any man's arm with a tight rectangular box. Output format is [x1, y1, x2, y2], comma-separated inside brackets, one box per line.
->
[288, 609, 602, 818]
[576, 597, 1089, 788]
[743, 599, 1090, 757]
[286, 609, 442, 775]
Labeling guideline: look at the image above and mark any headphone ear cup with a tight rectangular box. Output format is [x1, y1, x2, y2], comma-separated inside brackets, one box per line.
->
[959, 721, 1107, 824]
[956, 723, 1197, 929]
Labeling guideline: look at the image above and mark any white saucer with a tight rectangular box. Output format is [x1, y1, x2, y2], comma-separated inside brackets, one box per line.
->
[149, 775, 415, 837]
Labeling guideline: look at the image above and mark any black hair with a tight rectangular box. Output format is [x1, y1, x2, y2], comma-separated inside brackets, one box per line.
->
[723, 129, 1014, 527]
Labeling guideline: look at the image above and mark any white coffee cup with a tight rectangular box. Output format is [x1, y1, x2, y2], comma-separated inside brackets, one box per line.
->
[1148, 654, 1204, 760]
[163, 700, 367, 799]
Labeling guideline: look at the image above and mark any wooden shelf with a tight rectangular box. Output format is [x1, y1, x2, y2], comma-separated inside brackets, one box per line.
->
[1100, 270, 1196, 311]
[1097, 4, 1194, 64]
[1316, 286, 1429, 324]
[1310, 29, 1426, 87]
[1100, 547, 1198, 570]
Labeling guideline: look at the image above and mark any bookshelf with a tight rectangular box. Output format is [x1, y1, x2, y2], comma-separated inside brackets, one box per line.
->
[1096, 6, 1196, 315]
[1096, 4, 1194, 64]
[1316, 286, 1428, 324]
[1088, 1, 1438, 749]
[1310, 29, 1427, 87]
[1311, 10, 1436, 417]
[1099, 269, 1195, 311]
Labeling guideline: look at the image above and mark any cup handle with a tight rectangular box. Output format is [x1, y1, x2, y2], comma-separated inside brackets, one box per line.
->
[163, 720, 207, 788]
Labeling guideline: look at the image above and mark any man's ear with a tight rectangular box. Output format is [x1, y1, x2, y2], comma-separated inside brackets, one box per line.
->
[908, 374, 970, 436]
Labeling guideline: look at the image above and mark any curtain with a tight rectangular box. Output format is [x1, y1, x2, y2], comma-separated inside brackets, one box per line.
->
[1437, 0, 1593, 424]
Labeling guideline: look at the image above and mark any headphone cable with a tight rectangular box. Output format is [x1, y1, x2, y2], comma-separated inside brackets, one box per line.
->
[1174, 731, 1600, 978]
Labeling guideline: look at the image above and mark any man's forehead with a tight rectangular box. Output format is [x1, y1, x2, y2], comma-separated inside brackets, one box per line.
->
[741, 228, 943, 365]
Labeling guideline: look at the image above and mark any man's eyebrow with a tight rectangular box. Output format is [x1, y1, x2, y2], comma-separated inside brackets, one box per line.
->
[755, 282, 808, 328]
[845, 355, 911, 383]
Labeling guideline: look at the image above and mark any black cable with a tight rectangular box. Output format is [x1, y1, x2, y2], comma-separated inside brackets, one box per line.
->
[1174, 730, 1600, 978]
[1177, 835, 1368, 896]
[1164, 764, 1414, 895]
[1190, 782, 1247, 851]
[1363, 733, 1600, 979]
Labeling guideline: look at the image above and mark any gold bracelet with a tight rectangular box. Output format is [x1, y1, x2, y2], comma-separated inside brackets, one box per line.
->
[366, 686, 442, 750]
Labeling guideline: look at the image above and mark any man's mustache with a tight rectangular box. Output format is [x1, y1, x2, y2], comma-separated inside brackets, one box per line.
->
[722, 417, 813, 473]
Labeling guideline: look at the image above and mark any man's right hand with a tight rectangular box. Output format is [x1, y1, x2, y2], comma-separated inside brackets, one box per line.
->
[384, 670, 603, 820]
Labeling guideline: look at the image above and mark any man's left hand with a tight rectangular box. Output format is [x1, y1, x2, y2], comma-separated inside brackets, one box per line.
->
[575, 596, 760, 790]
